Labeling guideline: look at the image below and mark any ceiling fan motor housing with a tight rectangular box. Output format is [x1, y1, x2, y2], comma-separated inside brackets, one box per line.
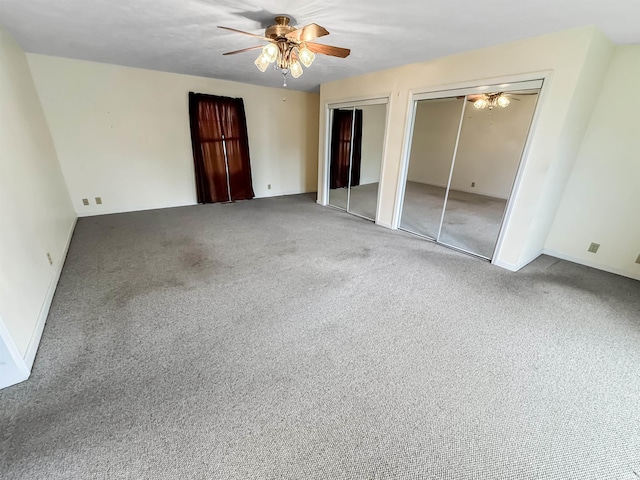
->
[266, 16, 296, 39]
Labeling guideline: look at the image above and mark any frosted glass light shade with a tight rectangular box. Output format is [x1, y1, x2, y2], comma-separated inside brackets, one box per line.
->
[290, 61, 303, 78]
[474, 97, 488, 109]
[254, 54, 270, 72]
[262, 43, 278, 63]
[497, 95, 510, 108]
[298, 46, 315, 67]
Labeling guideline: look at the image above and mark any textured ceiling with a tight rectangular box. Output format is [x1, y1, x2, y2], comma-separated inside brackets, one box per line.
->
[1, 0, 639, 92]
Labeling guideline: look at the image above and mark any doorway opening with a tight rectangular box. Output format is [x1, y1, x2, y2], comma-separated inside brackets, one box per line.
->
[398, 80, 543, 260]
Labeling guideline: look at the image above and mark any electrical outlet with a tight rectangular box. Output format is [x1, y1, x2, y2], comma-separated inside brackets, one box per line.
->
[588, 242, 600, 253]
[635, 254, 640, 264]
[268, 184, 271, 190]
[471, 182, 475, 187]
[95, 197, 102, 205]
[82, 198, 89, 206]
[46, 253, 53, 265]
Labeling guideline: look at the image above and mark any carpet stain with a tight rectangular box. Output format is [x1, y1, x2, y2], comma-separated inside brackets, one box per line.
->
[104, 276, 186, 308]
[180, 247, 216, 271]
[274, 240, 298, 257]
[99, 239, 226, 307]
[335, 246, 372, 261]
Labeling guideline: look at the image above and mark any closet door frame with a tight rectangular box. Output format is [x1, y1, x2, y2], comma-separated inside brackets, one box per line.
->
[323, 96, 390, 223]
[394, 78, 545, 262]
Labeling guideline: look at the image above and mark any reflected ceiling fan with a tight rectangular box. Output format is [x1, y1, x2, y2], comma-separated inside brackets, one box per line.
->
[466, 92, 536, 110]
[218, 16, 350, 87]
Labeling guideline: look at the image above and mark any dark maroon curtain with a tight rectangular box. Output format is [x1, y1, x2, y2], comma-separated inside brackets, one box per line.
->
[329, 109, 363, 189]
[189, 93, 255, 203]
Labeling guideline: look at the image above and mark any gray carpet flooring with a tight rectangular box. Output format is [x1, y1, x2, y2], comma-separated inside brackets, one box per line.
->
[400, 182, 507, 258]
[1, 193, 639, 479]
[329, 182, 379, 221]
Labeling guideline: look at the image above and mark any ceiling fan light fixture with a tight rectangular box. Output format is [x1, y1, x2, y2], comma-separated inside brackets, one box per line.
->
[290, 61, 303, 78]
[254, 54, 270, 72]
[298, 46, 315, 68]
[262, 43, 278, 63]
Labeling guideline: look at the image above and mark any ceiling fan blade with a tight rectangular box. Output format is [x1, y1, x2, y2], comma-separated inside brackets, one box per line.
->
[217, 26, 272, 42]
[285, 23, 329, 42]
[305, 42, 350, 58]
[223, 46, 264, 56]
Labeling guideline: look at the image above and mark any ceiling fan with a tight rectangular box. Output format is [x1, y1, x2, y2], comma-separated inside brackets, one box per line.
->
[218, 16, 351, 87]
[467, 92, 537, 110]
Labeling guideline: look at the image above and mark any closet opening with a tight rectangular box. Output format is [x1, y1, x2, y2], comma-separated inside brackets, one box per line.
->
[397, 79, 543, 260]
[326, 98, 388, 222]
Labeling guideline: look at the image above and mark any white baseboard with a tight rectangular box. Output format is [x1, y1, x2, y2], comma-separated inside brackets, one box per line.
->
[492, 258, 518, 271]
[24, 216, 78, 370]
[543, 248, 640, 281]
[0, 315, 30, 389]
[518, 250, 544, 270]
[493, 250, 542, 272]
[77, 202, 196, 217]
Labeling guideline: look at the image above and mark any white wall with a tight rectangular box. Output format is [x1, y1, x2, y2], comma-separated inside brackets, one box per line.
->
[359, 104, 386, 185]
[407, 98, 464, 189]
[545, 46, 640, 280]
[27, 54, 320, 217]
[319, 26, 614, 271]
[0, 27, 76, 382]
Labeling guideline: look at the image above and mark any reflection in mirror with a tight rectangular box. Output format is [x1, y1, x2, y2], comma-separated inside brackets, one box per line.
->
[439, 89, 540, 258]
[348, 104, 386, 220]
[328, 108, 356, 210]
[400, 97, 464, 238]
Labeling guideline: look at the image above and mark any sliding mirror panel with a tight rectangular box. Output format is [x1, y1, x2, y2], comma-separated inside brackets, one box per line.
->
[400, 97, 465, 239]
[347, 104, 386, 220]
[439, 88, 541, 258]
[328, 108, 356, 210]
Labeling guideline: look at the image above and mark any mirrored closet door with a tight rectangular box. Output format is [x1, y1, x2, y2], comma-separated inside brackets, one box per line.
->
[400, 96, 465, 238]
[328, 107, 356, 211]
[327, 100, 387, 221]
[399, 80, 542, 260]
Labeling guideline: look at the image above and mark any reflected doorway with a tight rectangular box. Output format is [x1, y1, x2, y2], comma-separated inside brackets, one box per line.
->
[399, 80, 542, 260]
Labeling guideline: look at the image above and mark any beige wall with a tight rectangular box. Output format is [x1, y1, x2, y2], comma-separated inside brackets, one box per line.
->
[319, 26, 614, 271]
[27, 54, 320, 217]
[0, 28, 75, 368]
[545, 46, 640, 280]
